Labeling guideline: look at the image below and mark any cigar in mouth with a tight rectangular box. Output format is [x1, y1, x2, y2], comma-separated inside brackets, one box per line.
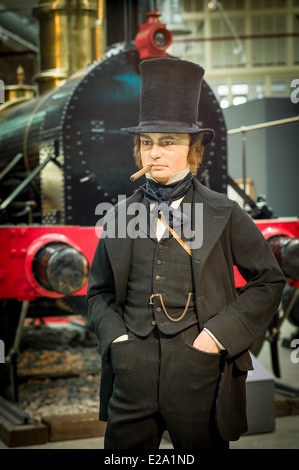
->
[129, 165, 152, 182]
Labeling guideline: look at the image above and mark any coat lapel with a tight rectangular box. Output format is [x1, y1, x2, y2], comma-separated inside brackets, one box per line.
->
[103, 179, 233, 306]
[103, 189, 145, 306]
[190, 179, 232, 289]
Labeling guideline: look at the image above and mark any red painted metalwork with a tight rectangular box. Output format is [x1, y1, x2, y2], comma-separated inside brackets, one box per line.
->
[1, 217, 298, 300]
[135, 11, 172, 59]
[0, 226, 102, 301]
[234, 218, 299, 288]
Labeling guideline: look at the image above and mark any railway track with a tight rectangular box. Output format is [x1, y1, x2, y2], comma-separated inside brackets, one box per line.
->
[0, 318, 106, 446]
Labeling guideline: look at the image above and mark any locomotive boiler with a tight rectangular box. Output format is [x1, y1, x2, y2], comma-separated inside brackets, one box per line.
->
[0, 4, 226, 299]
[0, 0, 298, 387]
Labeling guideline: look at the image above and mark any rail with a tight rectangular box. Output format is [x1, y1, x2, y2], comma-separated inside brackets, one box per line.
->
[226, 115, 299, 204]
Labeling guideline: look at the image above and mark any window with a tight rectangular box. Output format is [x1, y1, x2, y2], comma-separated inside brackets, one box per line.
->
[211, 17, 246, 67]
[221, 0, 245, 9]
[252, 16, 286, 65]
[209, 79, 267, 108]
[217, 84, 230, 108]
[271, 79, 289, 97]
[231, 83, 248, 106]
[251, 0, 286, 8]
[183, 0, 204, 11]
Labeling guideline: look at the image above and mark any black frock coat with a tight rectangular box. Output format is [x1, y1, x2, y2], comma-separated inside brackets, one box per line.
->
[86, 178, 285, 441]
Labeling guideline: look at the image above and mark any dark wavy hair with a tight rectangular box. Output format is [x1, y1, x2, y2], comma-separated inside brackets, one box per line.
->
[133, 133, 205, 175]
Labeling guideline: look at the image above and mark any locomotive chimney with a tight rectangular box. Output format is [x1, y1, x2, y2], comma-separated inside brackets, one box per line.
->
[33, 0, 103, 94]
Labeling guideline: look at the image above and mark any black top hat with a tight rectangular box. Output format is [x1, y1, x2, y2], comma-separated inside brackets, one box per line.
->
[121, 58, 215, 146]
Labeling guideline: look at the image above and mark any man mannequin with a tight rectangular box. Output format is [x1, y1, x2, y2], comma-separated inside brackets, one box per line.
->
[86, 58, 285, 449]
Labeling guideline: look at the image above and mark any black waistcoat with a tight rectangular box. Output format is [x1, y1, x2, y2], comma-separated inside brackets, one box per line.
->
[122, 187, 198, 336]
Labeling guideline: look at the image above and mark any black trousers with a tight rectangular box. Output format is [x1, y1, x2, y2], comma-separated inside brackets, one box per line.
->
[104, 324, 228, 450]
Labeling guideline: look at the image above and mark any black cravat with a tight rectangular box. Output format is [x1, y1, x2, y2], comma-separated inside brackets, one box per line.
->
[140, 172, 193, 230]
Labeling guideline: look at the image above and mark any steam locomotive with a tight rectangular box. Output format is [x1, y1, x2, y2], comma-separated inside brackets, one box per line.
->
[0, 1, 298, 387]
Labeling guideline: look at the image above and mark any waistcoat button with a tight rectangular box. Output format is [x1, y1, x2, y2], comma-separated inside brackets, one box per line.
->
[155, 275, 161, 280]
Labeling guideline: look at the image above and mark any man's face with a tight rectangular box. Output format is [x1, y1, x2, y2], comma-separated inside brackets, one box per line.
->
[140, 132, 190, 184]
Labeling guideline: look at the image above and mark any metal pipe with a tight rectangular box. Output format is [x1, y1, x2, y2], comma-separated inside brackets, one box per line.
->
[0, 2, 38, 51]
[0, 152, 23, 184]
[33, 0, 98, 94]
[0, 155, 61, 214]
[227, 115, 299, 203]
[93, 0, 106, 61]
[227, 115, 299, 135]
